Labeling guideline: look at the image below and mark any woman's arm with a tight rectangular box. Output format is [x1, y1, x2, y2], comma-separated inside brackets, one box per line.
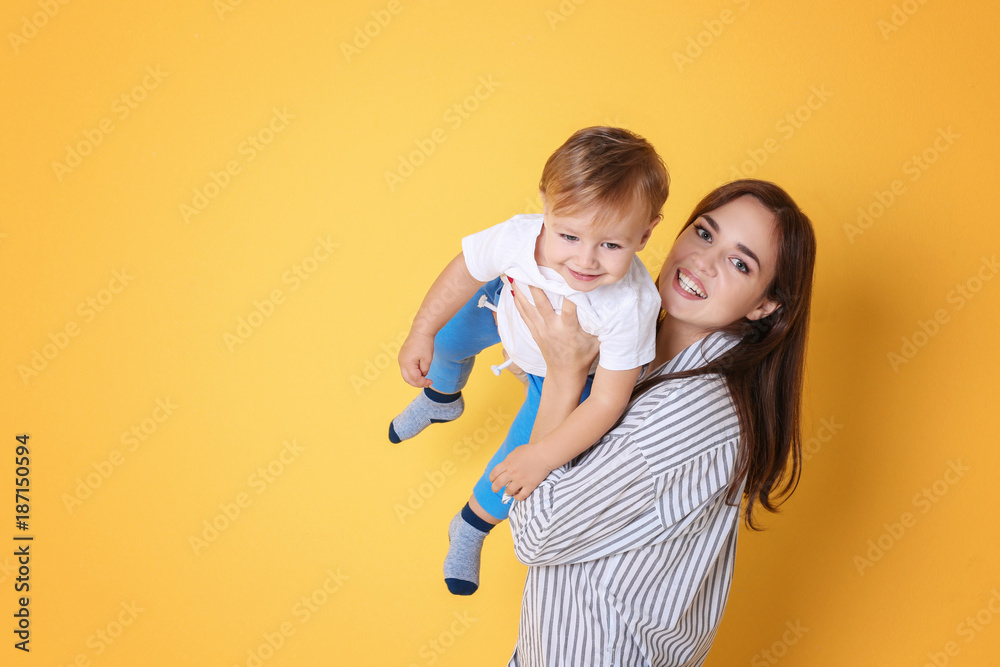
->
[496, 287, 742, 565]
[489, 365, 640, 500]
[508, 384, 740, 567]
[510, 282, 599, 440]
[489, 282, 642, 500]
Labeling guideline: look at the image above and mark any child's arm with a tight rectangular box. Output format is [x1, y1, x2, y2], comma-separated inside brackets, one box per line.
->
[490, 364, 640, 500]
[398, 252, 485, 388]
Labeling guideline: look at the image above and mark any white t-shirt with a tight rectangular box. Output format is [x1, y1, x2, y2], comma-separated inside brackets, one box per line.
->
[461, 214, 660, 377]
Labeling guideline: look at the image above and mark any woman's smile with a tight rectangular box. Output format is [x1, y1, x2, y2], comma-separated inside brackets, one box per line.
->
[675, 269, 707, 299]
[657, 194, 781, 358]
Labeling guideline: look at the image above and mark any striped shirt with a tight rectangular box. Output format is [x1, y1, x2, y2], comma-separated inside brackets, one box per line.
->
[507, 332, 743, 667]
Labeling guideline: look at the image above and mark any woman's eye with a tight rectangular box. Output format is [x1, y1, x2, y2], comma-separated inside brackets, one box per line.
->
[731, 258, 749, 274]
[695, 225, 711, 241]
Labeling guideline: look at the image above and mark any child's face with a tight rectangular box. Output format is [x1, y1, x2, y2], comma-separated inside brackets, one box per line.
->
[537, 204, 656, 292]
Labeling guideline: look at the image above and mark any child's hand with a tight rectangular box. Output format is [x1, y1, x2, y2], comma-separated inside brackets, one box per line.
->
[398, 332, 435, 388]
[489, 444, 555, 502]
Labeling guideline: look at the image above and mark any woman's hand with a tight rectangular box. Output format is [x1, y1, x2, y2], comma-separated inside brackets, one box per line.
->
[511, 281, 599, 377]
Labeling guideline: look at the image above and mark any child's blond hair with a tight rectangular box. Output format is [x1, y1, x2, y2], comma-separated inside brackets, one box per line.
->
[539, 126, 670, 230]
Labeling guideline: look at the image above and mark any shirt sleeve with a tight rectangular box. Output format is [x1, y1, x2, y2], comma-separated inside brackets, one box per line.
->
[507, 378, 740, 566]
[591, 267, 660, 371]
[461, 217, 529, 282]
[592, 295, 659, 371]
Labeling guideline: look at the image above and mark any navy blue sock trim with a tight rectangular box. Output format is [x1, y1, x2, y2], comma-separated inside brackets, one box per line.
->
[424, 387, 461, 404]
[460, 503, 495, 534]
[445, 579, 478, 596]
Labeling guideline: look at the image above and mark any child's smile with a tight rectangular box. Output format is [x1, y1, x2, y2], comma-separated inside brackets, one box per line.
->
[535, 206, 656, 292]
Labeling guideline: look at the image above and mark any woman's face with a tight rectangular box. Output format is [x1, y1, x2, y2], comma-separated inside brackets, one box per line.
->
[660, 195, 780, 336]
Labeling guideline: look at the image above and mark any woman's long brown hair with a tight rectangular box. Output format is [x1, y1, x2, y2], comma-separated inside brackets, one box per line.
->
[633, 179, 816, 530]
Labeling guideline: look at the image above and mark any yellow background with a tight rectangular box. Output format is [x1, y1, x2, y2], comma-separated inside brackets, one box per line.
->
[3, 1, 999, 665]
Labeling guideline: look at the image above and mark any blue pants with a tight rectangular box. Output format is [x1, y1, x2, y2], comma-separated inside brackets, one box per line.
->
[429, 278, 593, 521]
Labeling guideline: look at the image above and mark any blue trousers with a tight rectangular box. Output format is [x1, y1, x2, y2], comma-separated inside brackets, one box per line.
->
[429, 278, 593, 521]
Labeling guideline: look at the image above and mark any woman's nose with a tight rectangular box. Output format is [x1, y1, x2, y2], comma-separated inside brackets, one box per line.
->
[693, 251, 717, 276]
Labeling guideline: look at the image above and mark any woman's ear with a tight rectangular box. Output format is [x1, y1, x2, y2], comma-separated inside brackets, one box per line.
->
[746, 299, 780, 321]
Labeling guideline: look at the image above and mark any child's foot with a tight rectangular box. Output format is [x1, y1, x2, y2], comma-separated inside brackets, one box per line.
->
[443, 504, 494, 595]
[388, 388, 464, 443]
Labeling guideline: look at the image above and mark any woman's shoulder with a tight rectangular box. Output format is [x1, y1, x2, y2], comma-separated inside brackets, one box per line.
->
[624, 370, 735, 427]
[611, 370, 739, 471]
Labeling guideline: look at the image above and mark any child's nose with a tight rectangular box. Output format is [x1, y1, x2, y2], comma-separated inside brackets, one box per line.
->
[578, 246, 599, 269]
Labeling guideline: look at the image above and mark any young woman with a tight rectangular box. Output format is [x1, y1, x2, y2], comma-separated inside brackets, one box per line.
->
[490, 179, 817, 667]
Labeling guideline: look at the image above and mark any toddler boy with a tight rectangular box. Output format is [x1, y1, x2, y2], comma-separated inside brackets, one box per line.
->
[390, 127, 669, 594]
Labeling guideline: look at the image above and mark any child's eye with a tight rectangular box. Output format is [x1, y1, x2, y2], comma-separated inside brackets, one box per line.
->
[560, 234, 578, 242]
[603, 242, 621, 250]
[731, 257, 750, 274]
[695, 225, 711, 242]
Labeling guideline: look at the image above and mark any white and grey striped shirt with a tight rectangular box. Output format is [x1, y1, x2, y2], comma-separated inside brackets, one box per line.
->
[508, 332, 743, 667]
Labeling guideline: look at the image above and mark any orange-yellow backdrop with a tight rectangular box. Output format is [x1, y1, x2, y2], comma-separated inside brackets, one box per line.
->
[3, 1, 999, 665]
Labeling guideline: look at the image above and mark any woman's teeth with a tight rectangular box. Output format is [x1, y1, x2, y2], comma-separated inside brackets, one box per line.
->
[677, 271, 707, 298]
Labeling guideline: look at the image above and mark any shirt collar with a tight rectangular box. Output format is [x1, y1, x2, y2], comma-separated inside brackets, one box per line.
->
[654, 330, 740, 376]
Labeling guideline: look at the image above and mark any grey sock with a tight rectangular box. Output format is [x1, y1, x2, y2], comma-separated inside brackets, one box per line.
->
[443, 510, 491, 595]
[388, 390, 464, 443]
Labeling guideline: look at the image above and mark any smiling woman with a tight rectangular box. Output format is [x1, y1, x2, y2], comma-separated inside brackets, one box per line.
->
[653, 192, 782, 367]
[505, 179, 817, 666]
